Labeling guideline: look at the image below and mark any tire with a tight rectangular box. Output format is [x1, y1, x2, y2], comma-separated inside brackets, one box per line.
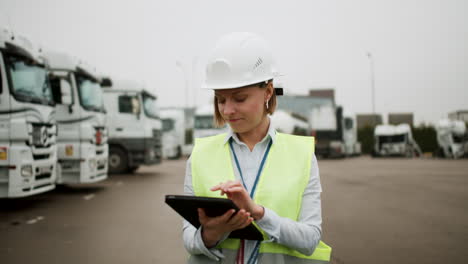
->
[405, 150, 414, 158]
[169, 146, 182, 160]
[175, 146, 182, 159]
[127, 166, 139, 173]
[108, 147, 128, 174]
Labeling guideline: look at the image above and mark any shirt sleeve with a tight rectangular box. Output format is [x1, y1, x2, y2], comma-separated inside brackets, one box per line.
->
[182, 156, 226, 261]
[255, 154, 322, 256]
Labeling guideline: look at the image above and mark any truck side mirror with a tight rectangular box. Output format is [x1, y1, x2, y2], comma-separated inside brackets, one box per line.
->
[132, 97, 141, 119]
[60, 79, 73, 105]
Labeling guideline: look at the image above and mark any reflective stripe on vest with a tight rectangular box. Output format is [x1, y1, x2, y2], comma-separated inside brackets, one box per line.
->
[191, 132, 332, 263]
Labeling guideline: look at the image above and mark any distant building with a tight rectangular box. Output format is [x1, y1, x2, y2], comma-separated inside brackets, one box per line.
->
[309, 89, 335, 103]
[448, 110, 468, 122]
[356, 114, 383, 129]
[388, 113, 414, 126]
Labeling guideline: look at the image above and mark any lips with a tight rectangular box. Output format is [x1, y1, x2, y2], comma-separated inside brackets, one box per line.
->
[227, 118, 242, 123]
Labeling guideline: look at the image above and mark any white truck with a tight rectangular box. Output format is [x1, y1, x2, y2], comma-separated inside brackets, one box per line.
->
[0, 28, 57, 197]
[193, 104, 226, 139]
[435, 119, 466, 159]
[102, 80, 162, 173]
[43, 51, 108, 184]
[373, 124, 422, 157]
[277, 95, 361, 158]
[160, 107, 194, 159]
[270, 109, 310, 136]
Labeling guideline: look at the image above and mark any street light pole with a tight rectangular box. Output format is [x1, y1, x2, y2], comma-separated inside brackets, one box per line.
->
[367, 52, 376, 114]
[191, 56, 198, 109]
[176, 60, 189, 108]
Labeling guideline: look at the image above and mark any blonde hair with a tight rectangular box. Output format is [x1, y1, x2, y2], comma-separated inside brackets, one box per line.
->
[213, 80, 277, 128]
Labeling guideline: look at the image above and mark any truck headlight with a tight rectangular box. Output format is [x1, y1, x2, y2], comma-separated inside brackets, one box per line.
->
[88, 158, 97, 170]
[21, 165, 33, 177]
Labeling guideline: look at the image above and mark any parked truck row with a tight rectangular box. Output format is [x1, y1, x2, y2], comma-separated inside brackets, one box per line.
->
[0, 28, 165, 198]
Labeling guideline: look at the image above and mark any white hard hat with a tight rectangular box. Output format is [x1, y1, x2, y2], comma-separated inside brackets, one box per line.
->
[203, 32, 280, 90]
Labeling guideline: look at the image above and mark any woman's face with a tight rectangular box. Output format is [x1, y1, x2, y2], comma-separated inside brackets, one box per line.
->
[215, 85, 272, 134]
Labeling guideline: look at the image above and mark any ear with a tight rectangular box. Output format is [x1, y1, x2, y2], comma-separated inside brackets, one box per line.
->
[265, 82, 274, 101]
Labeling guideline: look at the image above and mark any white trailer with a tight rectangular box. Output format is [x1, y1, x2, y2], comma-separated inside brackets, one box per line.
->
[102, 80, 162, 173]
[373, 124, 421, 157]
[0, 28, 57, 197]
[435, 119, 466, 159]
[160, 107, 194, 159]
[43, 51, 108, 184]
[343, 116, 362, 156]
[193, 104, 226, 139]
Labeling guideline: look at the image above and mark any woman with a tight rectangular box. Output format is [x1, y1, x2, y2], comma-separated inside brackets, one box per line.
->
[183, 32, 331, 264]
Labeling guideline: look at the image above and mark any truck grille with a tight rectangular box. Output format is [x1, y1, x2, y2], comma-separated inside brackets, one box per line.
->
[29, 123, 56, 148]
[152, 129, 162, 146]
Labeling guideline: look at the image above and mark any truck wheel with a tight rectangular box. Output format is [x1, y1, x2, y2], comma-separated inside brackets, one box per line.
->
[175, 146, 182, 159]
[127, 166, 139, 173]
[169, 146, 182, 160]
[405, 148, 414, 158]
[109, 147, 128, 174]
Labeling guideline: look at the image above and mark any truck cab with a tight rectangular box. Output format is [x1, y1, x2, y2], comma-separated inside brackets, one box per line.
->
[373, 124, 421, 157]
[436, 119, 466, 159]
[0, 28, 57, 197]
[102, 80, 162, 173]
[160, 107, 194, 159]
[43, 51, 108, 184]
[193, 104, 226, 139]
[270, 109, 310, 136]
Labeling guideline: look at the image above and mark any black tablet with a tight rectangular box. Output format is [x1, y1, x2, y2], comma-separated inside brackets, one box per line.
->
[165, 195, 263, 241]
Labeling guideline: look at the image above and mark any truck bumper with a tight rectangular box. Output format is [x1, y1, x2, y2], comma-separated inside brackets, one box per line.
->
[57, 143, 108, 184]
[1, 145, 57, 198]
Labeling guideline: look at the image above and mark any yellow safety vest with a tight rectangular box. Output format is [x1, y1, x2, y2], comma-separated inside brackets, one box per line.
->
[191, 132, 332, 263]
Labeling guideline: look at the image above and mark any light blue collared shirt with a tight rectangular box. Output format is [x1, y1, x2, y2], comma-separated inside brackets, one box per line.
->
[183, 118, 322, 263]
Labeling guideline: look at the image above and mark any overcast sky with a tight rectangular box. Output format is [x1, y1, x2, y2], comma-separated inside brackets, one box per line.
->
[1, 0, 466, 125]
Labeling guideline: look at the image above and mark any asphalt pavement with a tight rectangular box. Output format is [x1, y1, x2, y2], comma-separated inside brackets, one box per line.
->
[1, 156, 467, 264]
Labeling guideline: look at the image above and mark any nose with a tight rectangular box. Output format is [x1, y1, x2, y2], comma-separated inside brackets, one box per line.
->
[223, 99, 235, 116]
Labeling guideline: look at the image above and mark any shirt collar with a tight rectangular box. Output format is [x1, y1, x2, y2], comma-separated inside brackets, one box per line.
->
[223, 117, 277, 145]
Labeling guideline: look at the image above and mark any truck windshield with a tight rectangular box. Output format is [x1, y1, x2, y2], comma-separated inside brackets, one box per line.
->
[452, 134, 464, 143]
[195, 115, 215, 129]
[378, 134, 407, 144]
[142, 93, 159, 119]
[5, 53, 53, 105]
[162, 118, 174, 132]
[76, 74, 105, 112]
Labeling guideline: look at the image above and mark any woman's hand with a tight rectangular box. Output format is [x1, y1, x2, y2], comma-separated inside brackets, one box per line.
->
[198, 208, 253, 248]
[210, 180, 265, 220]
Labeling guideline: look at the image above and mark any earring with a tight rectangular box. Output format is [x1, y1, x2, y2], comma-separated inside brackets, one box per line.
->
[266, 100, 269, 109]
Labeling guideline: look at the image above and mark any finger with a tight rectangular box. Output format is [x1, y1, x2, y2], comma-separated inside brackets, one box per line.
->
[222, 180, 242, 190]
[225, 186, 246, 193]
[228, 210, 250, 227]
[210, 182, 223, 191]
[238, 217, 254, 229]
[218, 209, 236, 222]
[198, 208, 207, 223]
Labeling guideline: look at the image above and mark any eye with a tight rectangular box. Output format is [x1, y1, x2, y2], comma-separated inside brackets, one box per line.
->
[217, 98, 226, 104]
[234, 96, 247, 103]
